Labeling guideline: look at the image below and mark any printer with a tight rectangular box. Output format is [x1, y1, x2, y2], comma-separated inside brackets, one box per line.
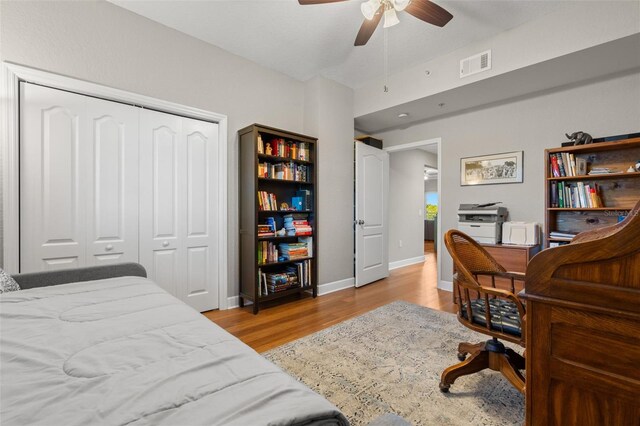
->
[457, 203, 508, 244]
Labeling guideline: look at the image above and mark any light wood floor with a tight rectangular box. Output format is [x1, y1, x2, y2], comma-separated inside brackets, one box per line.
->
[204, 241, 455, 353]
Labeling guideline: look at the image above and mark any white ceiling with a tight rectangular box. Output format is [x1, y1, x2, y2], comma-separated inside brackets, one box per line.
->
[108, 0, 569, 89]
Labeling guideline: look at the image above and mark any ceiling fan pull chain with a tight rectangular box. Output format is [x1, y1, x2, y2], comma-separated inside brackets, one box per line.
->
[383, 27, 389, 93]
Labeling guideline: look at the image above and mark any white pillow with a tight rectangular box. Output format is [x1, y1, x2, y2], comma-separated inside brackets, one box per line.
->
[0, 268, 20, 293]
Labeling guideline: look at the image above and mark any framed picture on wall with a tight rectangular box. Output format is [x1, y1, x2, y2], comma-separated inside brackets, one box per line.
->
[460, 151, 523, 186]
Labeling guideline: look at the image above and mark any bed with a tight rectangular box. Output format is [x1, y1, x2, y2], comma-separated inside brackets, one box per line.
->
[0, 264, 348, 426]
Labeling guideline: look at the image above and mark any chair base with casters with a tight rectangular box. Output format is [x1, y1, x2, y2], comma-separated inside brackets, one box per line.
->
[441, 229, 528, 395]
[439, 337, 525, 394]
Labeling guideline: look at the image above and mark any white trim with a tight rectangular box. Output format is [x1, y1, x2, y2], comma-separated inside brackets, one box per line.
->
[383, 137, 441, 153]
[389, 255, 425, 271]
[225, 296, 253, 309]
[1, 62, 229, 309]
[317, 277, 355, 296]
[438, 280, 453, 292]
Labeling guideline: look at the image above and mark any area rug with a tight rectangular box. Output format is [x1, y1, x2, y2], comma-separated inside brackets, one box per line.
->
[264, 301, 524, 426]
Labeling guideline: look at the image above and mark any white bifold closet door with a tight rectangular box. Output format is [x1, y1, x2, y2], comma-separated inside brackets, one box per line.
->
[139, 109, 219, 312]
[20, 83, 139, 273]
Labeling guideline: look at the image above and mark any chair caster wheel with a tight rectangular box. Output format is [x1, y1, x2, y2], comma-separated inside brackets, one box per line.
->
[439, 383, 450, 393]
[457, 353, 466, 361]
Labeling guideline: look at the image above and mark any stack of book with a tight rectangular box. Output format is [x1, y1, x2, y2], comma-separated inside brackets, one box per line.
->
[588, 167, 619, 175]
[550, 181, 603, 208]
[258, 241, 278, 264]
[283, 215, 312, 236]
[265, 271, 299, 294]
[258, 224, 274, 238]
[549, 153, 587, 177]
[549, 231, 579, 240]
[257, 191, 278, 211]
[279, 242, 308, 260]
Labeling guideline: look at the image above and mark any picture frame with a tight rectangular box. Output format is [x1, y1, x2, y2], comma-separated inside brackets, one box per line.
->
[460, 151, 523, 186]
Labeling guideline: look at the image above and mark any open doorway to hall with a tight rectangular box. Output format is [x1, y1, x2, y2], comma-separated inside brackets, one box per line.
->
[386, 138, 441, 292]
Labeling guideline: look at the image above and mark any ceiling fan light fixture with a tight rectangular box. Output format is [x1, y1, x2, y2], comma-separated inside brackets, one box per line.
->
[361, 0, 381, 20]
[383, 7, 399, 28]
[393, 0, 410, 12]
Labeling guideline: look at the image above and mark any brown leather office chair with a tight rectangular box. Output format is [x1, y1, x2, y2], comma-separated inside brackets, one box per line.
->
[440, 230, 526, 394]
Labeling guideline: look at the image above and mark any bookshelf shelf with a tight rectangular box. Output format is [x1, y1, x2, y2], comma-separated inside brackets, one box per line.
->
[547, 171, 640, 181]
[258, 256, 314, 267]
[239, 124, 318, 314]
[547, 207, 632, 211]
[545, 136, 640, 248]
[257, 153, 313, 165]
[258, 177, 313, 185]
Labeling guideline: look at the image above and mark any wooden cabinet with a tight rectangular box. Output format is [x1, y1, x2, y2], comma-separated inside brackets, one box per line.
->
[545, 137, 640, 248]
[238, 124, 318, 314]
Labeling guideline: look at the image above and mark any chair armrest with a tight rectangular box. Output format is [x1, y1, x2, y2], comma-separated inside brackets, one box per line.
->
[476, 271, 526, 281]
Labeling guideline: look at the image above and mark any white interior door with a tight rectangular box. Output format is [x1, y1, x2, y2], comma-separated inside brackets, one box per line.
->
[182, 117, 219, 312]
[355, 141, 389, 287]
[85, 93, 139, 266]
[20, 83, 88, 272]
[139, 110, 219, 312]
[20, 83, 139, 273]
[139, 110, 183, 297]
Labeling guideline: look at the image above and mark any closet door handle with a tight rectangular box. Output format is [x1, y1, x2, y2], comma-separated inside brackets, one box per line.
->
[162, 241, 169, 247]
[105, 244, 114, 251]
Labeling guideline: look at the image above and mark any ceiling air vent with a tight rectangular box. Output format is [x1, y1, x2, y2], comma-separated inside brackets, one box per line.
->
[460, 50, 492, 78]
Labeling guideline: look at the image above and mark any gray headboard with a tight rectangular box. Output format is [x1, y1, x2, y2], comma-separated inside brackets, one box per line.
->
[11, 263, 147, 290]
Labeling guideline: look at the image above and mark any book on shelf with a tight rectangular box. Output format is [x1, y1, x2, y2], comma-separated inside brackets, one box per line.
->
[549, 153, 582, 177]
[588, 167, 620, 175]
[258, 224, 274, 237]
[549, 231, 579, 240]
[550, 181, 603, 208]
[257, 191, 278, 211]
[257, 134, 264, 154]
[261, 134, 311, 162]
[279, 241, 309, 260]
[295, 189, 312, 210]
[258, 259, 312, 296]
[283, 214, 312, 236]
[258, 162, 309, 182]
[258, 241, 279, 264]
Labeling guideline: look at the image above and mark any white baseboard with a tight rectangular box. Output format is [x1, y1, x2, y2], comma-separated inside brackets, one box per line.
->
[438, 280, 453, 292]
[389, 255, 425, 271]
[317, 277, 355, 296]
[224, 278, 355, 309]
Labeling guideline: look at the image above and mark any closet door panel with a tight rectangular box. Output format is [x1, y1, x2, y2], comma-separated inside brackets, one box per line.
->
[139, 110, 184, 296]
[182, 118, 219, 311]
[20, 83, 88, 272]
[86, 101, 139, 265]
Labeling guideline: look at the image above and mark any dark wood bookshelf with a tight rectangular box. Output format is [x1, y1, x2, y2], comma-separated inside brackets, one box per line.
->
[545, 136, 640, 248]
[238, 124, 318, 314]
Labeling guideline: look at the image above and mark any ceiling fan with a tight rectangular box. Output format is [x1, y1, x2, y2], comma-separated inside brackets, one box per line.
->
[298, 0, 453, 46]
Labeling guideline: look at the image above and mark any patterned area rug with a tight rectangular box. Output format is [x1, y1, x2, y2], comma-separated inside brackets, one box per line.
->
[264, 301, 524, 426]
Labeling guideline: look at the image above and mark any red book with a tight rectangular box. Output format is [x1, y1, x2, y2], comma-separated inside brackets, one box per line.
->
[550, 156, 560, 177]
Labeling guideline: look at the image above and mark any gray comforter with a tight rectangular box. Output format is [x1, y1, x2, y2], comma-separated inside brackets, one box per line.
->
[0, 277, 348, 426]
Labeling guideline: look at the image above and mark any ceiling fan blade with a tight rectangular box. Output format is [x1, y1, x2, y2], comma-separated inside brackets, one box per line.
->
[404, 0, 453, 27]
[354, 6, 384, 46]
[298, 0, 348, 4]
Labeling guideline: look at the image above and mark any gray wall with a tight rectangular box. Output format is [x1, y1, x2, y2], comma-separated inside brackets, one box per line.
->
[388, 149, 436, 263]
[0, 1, 354, 294]
[303, 76, 355, 285]
[424, 178, 438, 193]
[376, 71, 640, 284]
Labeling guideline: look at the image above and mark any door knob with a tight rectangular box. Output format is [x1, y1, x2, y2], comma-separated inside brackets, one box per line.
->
[105, 244, 113, 251]
[358, 220, 365, 225]
[162, 241, 169, 247]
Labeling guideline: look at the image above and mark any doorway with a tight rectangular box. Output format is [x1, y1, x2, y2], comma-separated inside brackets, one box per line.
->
[384, 138, 444, 289]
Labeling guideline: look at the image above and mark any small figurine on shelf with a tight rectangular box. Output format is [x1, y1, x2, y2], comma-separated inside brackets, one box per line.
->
[265, 143, 272, 155]
[565, 131, 593, 146]
[635, 160, 640, 172]
[280, 202, 289, 210]
[627, 166, 636, 173]
[275, 228, 286, 237]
